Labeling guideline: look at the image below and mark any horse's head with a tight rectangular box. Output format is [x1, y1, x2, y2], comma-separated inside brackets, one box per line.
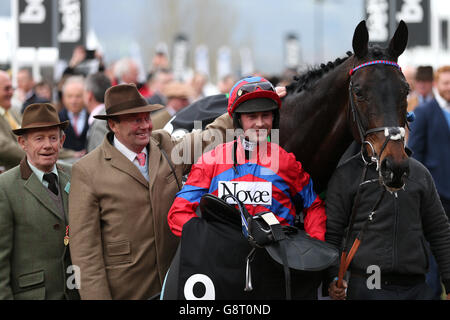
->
[349, 20, 410, 192]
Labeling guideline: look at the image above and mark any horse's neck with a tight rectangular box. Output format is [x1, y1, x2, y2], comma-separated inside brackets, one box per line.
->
[282, 57, 356, 192]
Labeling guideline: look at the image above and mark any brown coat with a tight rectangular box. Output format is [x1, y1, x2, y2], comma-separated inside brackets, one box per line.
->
[68, 113, 232, 299]
[0, 112, 24, 171]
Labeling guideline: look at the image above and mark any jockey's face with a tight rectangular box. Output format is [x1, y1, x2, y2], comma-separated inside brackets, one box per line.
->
[239, 111, 273, 143]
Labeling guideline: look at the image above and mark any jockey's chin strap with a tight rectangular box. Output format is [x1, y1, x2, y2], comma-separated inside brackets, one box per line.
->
[348, 60, 406, 172]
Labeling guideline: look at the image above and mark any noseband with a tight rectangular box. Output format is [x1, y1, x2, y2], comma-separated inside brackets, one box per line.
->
[336, 60, 407, 289]
[348, 60, 405, 170]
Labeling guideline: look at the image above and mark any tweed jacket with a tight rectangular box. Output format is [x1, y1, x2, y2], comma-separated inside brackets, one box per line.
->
[0, 159, 80, 300]
[0, 111, 24, 171]
[68, 113, 233, 300]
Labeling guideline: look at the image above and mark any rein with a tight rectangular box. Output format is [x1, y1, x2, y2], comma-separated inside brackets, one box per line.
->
[336, 60, 404, 288]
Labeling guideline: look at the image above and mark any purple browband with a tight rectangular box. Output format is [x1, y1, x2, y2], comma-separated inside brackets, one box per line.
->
[349, 60, 402, 76]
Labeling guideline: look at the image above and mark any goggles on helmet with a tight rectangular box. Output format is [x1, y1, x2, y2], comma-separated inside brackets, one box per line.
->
[228, 77, 281, 117]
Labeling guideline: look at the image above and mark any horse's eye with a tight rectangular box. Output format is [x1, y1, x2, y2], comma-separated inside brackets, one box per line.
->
[353, 87, 364, 98]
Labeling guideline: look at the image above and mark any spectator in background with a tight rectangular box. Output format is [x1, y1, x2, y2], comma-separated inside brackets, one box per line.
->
[34, 81, 54, 103]
[62, 45, 105, 78]
[410, 66, 435, 111]
[58, 76, 89, 156]
[189, 72, 208, 102]
[0, 70, 24, 173]
[147, 68, 174, 106]
[114, 58, 151, 98]
[408, 65, 450, 220]
[217, 74, 236, 95]
[408, 65, 450, 300]
[17, 68, 49, 113]
[401, 65, 418, 112]
[151, 82, 192, 130]
[149, 50, 170, 73]
[84, 73, 112, 153]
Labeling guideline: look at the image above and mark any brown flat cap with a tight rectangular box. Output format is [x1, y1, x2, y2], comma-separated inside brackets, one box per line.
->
[94, 83, 164, 120]
[13, 103, 69, 136]
[164, 82, 193, 99]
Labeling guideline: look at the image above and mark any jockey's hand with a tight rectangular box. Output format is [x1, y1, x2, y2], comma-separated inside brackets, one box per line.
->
[275, 86, 287, 98]
[446, 293, 450, 300]
[328, 279, 347, 300]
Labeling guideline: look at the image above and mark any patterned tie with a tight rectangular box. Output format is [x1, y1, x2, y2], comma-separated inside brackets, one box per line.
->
[136, 152, 146, 167]
[43, 173, 59, 195]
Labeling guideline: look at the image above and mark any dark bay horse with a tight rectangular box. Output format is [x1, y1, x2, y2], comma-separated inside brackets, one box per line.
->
[280, 20, 410, 194]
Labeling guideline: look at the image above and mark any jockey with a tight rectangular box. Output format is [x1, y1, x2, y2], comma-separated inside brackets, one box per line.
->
[168, 76, 326, 241]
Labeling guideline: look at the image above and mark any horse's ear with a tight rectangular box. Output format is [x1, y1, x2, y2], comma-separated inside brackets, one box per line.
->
[388, 20, 408, 58]
[352, 20, 369, 58]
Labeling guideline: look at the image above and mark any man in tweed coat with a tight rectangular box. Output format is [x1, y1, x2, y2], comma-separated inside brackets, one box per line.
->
[0, 103, 79, 300]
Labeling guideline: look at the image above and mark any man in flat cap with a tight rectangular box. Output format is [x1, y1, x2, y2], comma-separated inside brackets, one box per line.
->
[408, 66, 435, 113]
[0, 103, 80, 300]
[151, 81, 193, 130]
[68, 83, 233, 299]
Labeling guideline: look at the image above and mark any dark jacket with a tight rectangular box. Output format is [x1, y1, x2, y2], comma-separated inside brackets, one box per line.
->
[408, 99, 450, 201]
[21, 92, 50, 113]
[325, 154, 450, 292]
[58, 108, 89, 152]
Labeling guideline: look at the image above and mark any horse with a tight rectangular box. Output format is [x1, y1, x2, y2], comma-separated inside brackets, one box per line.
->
[280, 20, 410, 194]
[160, 20, 411, 300]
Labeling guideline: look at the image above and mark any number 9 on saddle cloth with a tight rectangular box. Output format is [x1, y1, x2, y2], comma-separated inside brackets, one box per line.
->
[160, 194, 338, 300]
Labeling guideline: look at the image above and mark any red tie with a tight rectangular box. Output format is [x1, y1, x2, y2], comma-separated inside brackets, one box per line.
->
[136, 152, 146, 166]
[72, 114, 79, 136]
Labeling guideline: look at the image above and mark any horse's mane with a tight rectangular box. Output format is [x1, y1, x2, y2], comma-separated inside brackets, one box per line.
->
[286, 44, 390, 94]
[286, 51, 353, 94]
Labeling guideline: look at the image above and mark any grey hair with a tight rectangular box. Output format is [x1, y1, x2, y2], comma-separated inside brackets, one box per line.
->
[62, 75, 85, 93]
[114, 58, 137, 82]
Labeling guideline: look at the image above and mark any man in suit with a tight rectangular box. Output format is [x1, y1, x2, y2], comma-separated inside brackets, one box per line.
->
[0, 103, 79, 299]
[58, 76, 89, 155]
[68, 83, 233, 299]
[408, 65, 450, 300]
[84, 72, 111, 153]
[0, 70, 24, 173]
[18, 68, 49, 113]
[408, 65, 450, 217]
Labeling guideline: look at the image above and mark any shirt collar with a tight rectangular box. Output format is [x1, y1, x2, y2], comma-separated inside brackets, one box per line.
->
[27, 159, 58, 184]
[433, 88, 450, 111]
[113, 136, 148, 163]
[88, 104, 105, 125]
[68, 109, 87, 120]
[0, 105, 7, 116]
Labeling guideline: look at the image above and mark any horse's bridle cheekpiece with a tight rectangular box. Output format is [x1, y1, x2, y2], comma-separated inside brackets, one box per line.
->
[336, 59, 407, 289]
[348, 59, 405, 170]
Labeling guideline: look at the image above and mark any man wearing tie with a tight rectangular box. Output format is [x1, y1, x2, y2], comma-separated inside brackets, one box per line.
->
[0, 70, 25, 172]
[58, 76, 89, 156]
[0, 103, 79, 299]
[68, 83, 234, 299]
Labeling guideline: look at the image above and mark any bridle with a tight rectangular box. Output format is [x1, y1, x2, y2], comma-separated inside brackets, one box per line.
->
[348, 60, 406, 171]
[336, 60, 408, 288]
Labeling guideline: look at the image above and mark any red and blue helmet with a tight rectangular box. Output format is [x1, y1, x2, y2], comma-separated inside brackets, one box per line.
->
[227, 76, 281, 118]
